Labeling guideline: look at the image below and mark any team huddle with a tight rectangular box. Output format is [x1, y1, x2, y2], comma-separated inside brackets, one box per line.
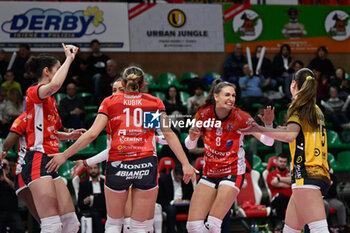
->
[1, 44, 330, 233]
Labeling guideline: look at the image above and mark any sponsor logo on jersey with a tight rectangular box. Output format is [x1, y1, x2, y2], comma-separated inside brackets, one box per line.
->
[115, 170, 150, 180]
[226, 140, 233, 147]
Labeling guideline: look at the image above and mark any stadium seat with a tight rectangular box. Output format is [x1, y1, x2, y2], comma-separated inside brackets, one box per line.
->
[335, 151, 350, 171]
[253, 154, 265, 173]
[264, 153, 278, 163]
[158, 72, 180, 89]
[76, 92, 93, 99]
[158, 157, 175, 174]
[236, 170, 271, 218]
[74, 142, 97, 158]
[59, 141, 68, 153]
[96, 134, 107, 152]
[203, 72, 222, 88]
[85, 105, 98, 113]
[179, 132, 188, 144]
[58, 160, 75, 181]
[180, 72, 199, 83]
[277, 110, 287, 126]
[54, 93, 67, 106]
[144, 73, 159, 91]
[179, 91, 190, 108]
[327, 130, 350, 150]
[84, 112, 98, 125]
[150, 91, 166, 101]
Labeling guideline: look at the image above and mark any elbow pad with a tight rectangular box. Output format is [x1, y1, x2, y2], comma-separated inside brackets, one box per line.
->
[185, 136, 198, 150]
[260, 135, 274, 146]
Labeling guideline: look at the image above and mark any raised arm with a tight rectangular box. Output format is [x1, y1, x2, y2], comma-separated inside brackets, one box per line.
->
[38, 44, 78, 99]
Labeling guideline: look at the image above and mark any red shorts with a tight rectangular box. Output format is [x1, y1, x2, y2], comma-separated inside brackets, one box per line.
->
[21, 151, 59, 186]
[14, 173, 27, 196]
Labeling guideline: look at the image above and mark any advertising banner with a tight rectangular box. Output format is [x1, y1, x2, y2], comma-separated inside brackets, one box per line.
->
[129, 3, 224, 52]
[0, 2, 130, 51]
[224, 4, 350, 53]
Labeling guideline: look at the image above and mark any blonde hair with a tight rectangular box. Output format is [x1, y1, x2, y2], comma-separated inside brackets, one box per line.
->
[122, 66, 144, 92]
[287, 68, 318, 129]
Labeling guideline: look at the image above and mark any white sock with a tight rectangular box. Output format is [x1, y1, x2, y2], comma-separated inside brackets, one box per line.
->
[283, 224, 301, 233]
[206, 216, 222, 233]
[308, 219, 329, 233]
[60, 212, 80, 233]
[154, 204, 163, 233]
[187, 220, 210, 233]
[123, 217, 131, 233]
[145, 219, 154, 232]
[105, 215, 123, 233]
[41, 215, 62, 233]
[131, 219, 148, 233]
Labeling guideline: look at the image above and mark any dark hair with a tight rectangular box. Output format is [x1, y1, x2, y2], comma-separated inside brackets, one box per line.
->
[174, 163, 183, 176]
[255, 45, 263, 53]
[280, 44, 291, 54]
[26, 54, 59, 80]
[165, 85, 181, 103]
[294, 60, 304, 68]
[90, 39, 100, 47]
[287, 68, 318, 129]
[317, 46, 328, 54]
[122, 65, 144, 92]
[277, 153, 289, 161]
[19, 43, 30, 51]
[200, 79, 235, 109]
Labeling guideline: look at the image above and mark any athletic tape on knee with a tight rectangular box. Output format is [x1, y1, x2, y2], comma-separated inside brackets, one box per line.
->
[283, 224, 301, 233]
[60, 212, 80, 233]
[186, 220, 210, 233]
[308, 219, 329, 233]
[41, 215, 62, 233]
[105, 216, 123, 233]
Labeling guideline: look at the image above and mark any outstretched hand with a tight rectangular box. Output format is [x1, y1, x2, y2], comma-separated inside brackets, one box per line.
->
[258, 106, 275, 125]
[69, 128, 86, 140]
[239, 123, 261, 135]
[46, 153, 67, 173]
[70, 160, 84, 178]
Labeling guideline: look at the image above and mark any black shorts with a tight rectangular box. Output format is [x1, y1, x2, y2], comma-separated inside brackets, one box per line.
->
[21, 151, 59, 186]
[105, 156, 158, 192]
[292, 178, 330, 197]
[14, 173, 27, 196]
[199, 174, 245, 191]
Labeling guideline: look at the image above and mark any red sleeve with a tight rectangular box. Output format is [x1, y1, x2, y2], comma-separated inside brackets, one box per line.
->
[238, 109, 255, 129]
[106, 122, 111, 134]
[266, 171, 275, 188]
[26, 84, 45, 104]
[98, 97, 110, 118]
[10, 113, 26, 136]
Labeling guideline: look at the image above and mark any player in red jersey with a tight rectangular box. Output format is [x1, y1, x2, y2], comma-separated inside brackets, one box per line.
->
[47, 66, 197, 233]
[22, 44, 85, 233]
[185, 79, 274, 233]
[1, 112, 40, 224]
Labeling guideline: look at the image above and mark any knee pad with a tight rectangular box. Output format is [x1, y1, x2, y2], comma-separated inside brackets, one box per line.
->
[41, 215, 62, 233]
[186, 220, 209, 233]
[60, 212, 80, 233]
[131, 219, 148, 233]
[308, 219, 329, 233]
[206, 216, 222, 233]
[145, 219, 154, 232]
[283, 224, 301, 233]
[105, 216, 123, 233]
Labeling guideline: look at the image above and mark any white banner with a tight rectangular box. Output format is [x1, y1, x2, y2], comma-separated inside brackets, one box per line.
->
[0, 2, 130, 51]
[129, 3, 224, 52]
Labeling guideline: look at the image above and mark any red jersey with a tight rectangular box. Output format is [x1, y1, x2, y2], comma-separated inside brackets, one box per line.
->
[10, 112, 27, 175]
[195, 105, 255, 177]
[266, 169, 292, 198]
[98, 92, 165, 161]
[25, 85, 62, 154]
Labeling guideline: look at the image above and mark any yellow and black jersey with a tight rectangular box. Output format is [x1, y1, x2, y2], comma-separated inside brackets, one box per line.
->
[287, 105, 331, 188]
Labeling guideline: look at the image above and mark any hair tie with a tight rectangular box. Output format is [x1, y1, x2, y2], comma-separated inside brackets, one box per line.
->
[306, 76, 313, 80]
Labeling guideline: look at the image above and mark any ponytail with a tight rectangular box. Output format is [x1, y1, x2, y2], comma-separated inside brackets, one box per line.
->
[287, 68, 318, 129]
[122, 66, 144, 92]
[26, 54, 59, 80]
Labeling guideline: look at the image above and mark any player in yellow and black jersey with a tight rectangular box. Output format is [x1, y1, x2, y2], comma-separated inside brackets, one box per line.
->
[241, 68, 331, 233]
